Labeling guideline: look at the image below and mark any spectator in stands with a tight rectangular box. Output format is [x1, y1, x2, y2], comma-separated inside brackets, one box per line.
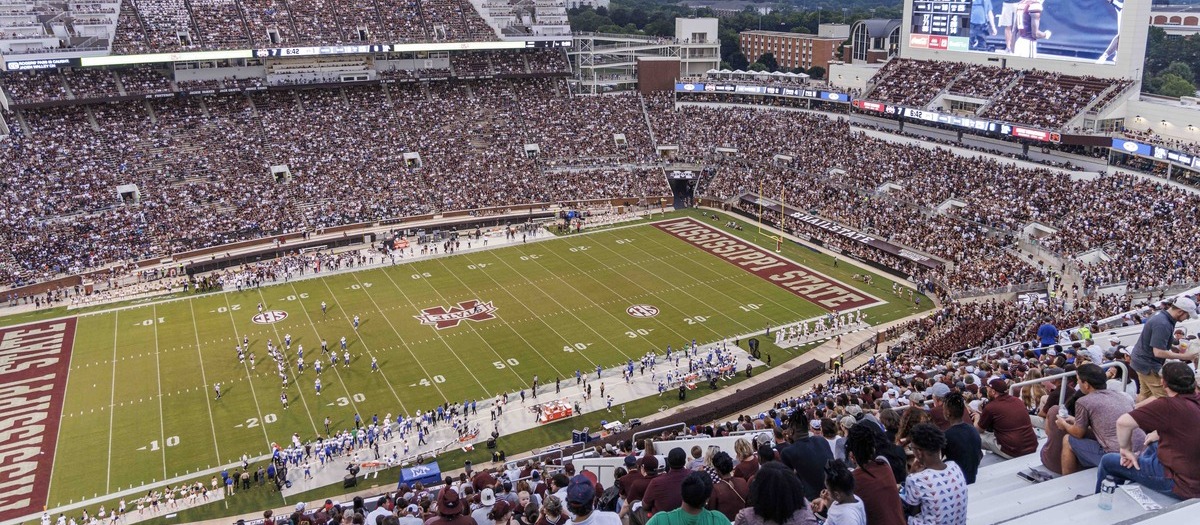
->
[618, 456, 657, 519]
[819, 418, 845, 461]
[1037, 316, 1059, 353]
[535, 496, 567, 525]
[647, 472, 731, 525]
[901, 423, 969, 525]
[642, 448, 690, 514]
[427, 487, 475, 525]
[781, 418, 833, 501]
[1130, 297, 1199, 401]
[733, 439, 759, 480]
[488, 501, 513, 525]
[473, 489, 497, 525]
[732, 463, 818, 525]
[400, 505, 425, 525]
[844, 424, 904, 525]
[707, 452, 749, 521]
[973, 378, 1038, 458]
[1097, 362, 1200, 499]
[549, 475, 570, 505]
[941, 392, 982, 484]
[565, 476, 620, 525]
[367, 496, 395, 525]
[810, 460, 866, 525]
[1058, 363, 1142, 474]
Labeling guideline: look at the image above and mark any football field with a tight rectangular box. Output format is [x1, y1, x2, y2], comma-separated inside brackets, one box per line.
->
[0, 213, 908, 518]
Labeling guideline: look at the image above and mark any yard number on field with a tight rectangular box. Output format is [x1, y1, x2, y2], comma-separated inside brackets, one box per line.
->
[625, 328, 653, 338]
[467, 263, 490, 270]
[334, 393, 366, 406]
[140, 436, 179, 451]
[615, 239, 633, 244]
[136, 317, 166, 326]
[348, 283, 373, 290]
[568, 246, 590, 252]
[243, 413, 278, 428]
[412, 272, 432, 279]
[418, 376, 445, 387]
[562, 342, 590, 352]
[492, 358, 520, 369]
[214, 304, 242, 313]
[520, 255, 541, 261]
[684, 316, 708, 324]
[739, 303, 762, 311]
[282, 293, 311, 300]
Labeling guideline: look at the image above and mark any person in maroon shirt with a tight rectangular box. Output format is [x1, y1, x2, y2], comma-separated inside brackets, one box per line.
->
[642, 448, 690, 514]
[1098, 362, 1200, 499]
[707, 452, 749, 521]
[844, 424, 905, 525]
[732, 439, 759, 481]
[974, 378, 1038, 458]
[619, 456, 658, 519]
[426, 487, 478, 525]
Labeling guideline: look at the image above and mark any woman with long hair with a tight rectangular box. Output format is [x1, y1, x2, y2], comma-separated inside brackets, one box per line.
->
[732, 462, 818, 525]
[732, 438, 759, 480]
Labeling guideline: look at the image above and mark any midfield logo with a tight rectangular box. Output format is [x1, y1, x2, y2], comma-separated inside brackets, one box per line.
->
[415, 300, 498, 329]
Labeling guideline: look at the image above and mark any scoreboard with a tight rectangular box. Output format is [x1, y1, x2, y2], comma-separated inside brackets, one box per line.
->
[911, 1, 969, 37]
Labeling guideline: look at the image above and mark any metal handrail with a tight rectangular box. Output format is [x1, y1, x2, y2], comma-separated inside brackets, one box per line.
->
[1004, 361, 1130, 409]
[632, 422, 687, 446]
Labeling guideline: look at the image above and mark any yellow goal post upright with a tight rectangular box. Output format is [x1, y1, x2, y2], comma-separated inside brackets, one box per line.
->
[757, 180, 784, 253]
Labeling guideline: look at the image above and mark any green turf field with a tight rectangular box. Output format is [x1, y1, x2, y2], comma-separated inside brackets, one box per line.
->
[6, 210, 927, 515]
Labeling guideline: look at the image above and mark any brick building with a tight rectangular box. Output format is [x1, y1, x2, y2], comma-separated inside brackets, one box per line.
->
[738, 30, 843, 71]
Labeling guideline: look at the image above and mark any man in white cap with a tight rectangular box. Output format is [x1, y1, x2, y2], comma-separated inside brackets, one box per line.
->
[472, 488, 497, 525]
[1130, 296, 1199, 401]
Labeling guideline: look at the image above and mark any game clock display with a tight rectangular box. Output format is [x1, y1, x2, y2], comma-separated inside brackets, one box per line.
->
[908, 0, 1122, 64]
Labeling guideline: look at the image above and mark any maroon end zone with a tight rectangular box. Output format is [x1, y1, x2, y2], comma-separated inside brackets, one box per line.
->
[0, 318, 76, 521]
[654, 218, 883, 312]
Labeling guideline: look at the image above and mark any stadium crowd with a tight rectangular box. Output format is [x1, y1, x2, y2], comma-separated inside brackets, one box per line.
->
[2, 76, 1199, 299]
[104, 0, 497, 55]
[863, 59, 1133, 130]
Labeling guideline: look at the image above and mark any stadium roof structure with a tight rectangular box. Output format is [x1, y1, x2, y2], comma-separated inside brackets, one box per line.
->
[858, 19, 903, 40]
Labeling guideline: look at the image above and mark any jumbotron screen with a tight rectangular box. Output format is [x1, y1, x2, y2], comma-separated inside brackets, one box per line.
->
[908, 0, 1122, 64]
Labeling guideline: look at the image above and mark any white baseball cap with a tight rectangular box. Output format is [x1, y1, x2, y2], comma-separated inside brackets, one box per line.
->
[1174, 296, 1199, 317]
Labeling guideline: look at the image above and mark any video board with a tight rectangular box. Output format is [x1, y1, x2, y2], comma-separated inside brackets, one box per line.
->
[907, 0, 1123, 64]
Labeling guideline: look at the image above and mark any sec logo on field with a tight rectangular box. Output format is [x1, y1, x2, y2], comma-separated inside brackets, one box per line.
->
[252, 310, 289, 324]
[626, 305, 660, 318]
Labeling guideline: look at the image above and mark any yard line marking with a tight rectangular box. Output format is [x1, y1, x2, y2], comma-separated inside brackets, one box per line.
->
[151, 305, 168, 480]
[367, 270, 483, 399]
[630, 228, 821, 322]
[425, 257, 557, 379]
[277, 286, 382, 421]
[579, 236, 750, 339]
[220, 294, 273, 449]
[187, 300, 223, 466]
[252, 289, 321, 436]
[470, 251, 615, 367]
[505, 242, 706, 345]
[105, 312, 119, 493]
[489, 241, 724, 356]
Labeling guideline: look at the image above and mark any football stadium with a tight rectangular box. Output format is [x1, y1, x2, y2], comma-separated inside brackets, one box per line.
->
[1, 1, 1199, 525]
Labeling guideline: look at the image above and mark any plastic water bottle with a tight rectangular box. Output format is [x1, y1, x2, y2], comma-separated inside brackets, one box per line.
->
[1099, 476, 1117, 510]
